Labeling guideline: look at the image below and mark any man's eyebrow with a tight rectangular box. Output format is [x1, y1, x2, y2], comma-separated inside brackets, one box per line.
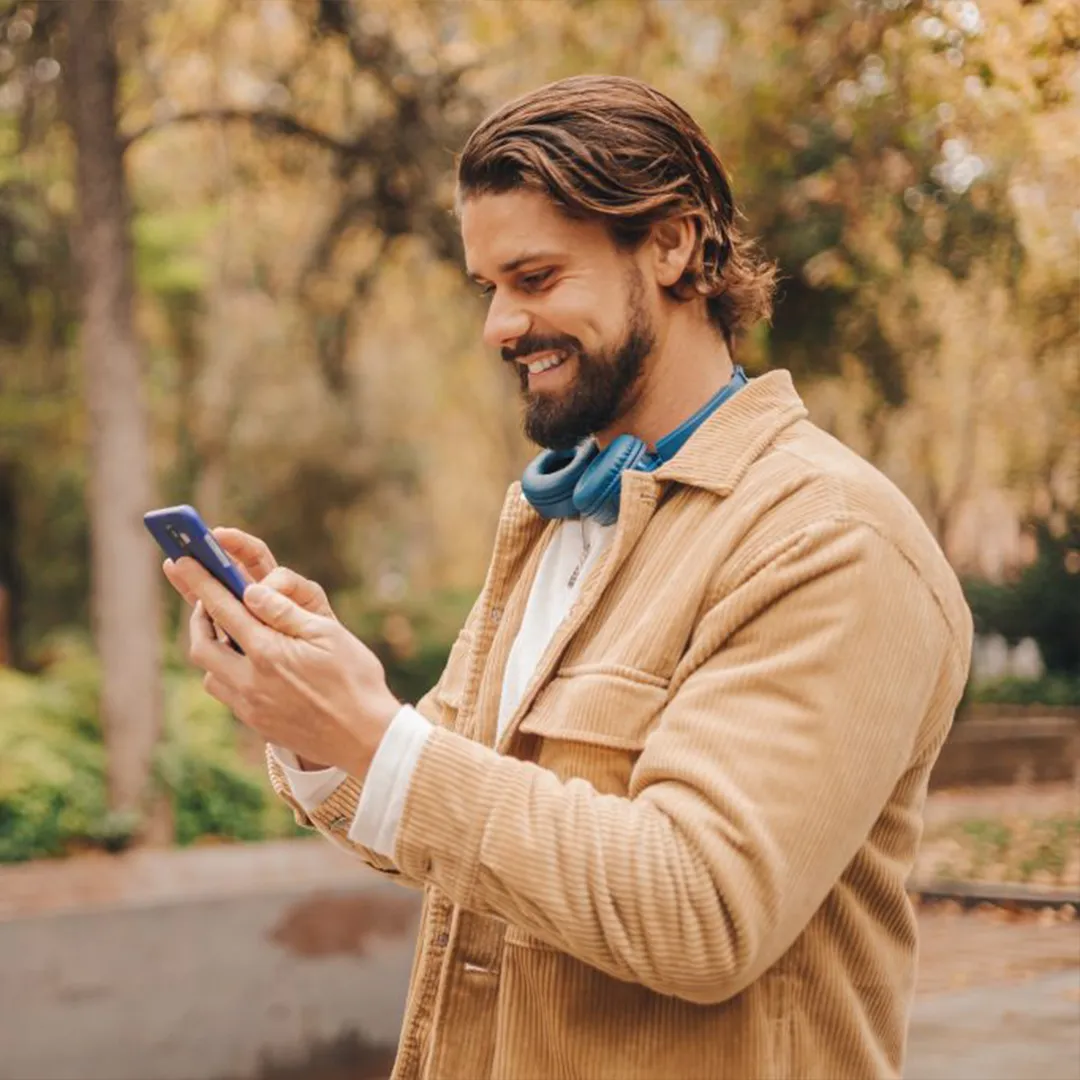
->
[467, 252, 563, 282]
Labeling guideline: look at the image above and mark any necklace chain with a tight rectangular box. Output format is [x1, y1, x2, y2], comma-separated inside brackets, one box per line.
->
[567, 518, 591, 589]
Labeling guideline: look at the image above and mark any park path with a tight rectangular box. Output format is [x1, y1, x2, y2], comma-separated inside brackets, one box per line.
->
[0, 785, 1076, 1079]
[909, 906, 1079, 1080]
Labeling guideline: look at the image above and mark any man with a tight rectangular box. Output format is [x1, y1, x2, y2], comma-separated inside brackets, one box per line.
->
[165, 75, 972, 1079]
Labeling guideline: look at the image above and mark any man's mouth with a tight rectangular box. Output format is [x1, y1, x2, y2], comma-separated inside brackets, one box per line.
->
[521, 350, 569, 375]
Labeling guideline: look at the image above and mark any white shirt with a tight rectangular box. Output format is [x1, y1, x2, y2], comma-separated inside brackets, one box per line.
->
[273, 515, 615, 856]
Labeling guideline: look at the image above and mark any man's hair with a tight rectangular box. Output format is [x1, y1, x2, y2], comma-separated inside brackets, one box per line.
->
[456, 75, 777, 347]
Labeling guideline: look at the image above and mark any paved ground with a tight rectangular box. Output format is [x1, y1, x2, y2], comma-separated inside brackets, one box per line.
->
[907, 906, 1080, 1080]
[908, 969, 1080, 1080]
[1, 786, 1077, 1079]
[0, 842, 421, 1080]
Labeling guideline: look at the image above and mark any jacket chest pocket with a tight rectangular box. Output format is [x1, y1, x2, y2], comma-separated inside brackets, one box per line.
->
[515, 668, 668, 796]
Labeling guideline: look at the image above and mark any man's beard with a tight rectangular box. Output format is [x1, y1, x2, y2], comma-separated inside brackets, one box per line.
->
[504, 271, 656, 451]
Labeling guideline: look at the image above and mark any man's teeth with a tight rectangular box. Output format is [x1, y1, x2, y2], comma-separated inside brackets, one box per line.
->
[526, 351, 567, 374]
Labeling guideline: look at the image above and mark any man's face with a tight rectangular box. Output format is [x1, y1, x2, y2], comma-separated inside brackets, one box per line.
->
[461, 190, 657, 450]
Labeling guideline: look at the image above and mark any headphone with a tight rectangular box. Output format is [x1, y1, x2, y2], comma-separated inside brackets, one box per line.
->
[522, 365, 748, 525]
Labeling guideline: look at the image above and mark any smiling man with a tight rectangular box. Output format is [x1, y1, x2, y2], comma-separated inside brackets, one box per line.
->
[166, 76, 973, 1080]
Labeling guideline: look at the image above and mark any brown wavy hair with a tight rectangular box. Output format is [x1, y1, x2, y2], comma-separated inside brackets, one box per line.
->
[456, 75, 777, 348]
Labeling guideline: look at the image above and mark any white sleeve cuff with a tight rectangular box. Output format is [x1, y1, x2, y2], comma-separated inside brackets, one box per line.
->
[348, 705, 434, 856]
[269, 745, 349, 812]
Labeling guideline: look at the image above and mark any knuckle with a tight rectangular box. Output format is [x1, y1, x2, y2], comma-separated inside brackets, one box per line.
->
[247, 632, 275, 670]
[267, 566, 296, 589]
[263, 566, 298, 593]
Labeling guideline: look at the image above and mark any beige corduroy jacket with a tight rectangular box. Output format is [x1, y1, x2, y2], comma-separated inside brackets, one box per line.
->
[268, 369, 973, 1080]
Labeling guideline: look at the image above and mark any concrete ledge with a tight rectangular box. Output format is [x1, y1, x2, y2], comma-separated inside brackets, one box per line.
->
[930, 713, 1080, 790]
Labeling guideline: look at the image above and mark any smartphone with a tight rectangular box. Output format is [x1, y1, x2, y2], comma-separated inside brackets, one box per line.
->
[144, 504, 247, 652]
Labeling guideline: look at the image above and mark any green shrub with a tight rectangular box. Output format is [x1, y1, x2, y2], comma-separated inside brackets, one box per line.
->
[0, 637, 302, 863]
[0, 653, 109, 862]
[966, 673, 1080, 707]
[155, 671, 300, 846]
[963, 513, 1080, 676]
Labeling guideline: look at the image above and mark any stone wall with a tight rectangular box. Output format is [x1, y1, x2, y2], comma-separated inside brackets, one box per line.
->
[930, 707, 1080, 790]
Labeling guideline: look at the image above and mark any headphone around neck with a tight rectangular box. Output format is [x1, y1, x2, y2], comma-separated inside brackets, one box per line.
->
[521, 365, 748, 526]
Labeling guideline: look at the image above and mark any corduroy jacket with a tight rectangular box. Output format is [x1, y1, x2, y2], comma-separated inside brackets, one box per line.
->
[268, 369, 973, 1080]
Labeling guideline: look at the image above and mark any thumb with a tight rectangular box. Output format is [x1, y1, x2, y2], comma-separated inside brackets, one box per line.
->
[244, 582, 324, 638]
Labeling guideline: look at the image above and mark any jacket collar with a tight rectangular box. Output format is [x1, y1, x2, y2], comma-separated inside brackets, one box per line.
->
[652, 369, 808, 497]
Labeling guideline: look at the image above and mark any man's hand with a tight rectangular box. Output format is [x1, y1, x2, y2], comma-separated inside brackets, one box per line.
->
[163, 543, 400, 779]
[164, 528, 339, 769]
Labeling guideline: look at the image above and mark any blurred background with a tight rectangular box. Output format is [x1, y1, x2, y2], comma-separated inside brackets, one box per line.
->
[0, 1, 1076, 1078]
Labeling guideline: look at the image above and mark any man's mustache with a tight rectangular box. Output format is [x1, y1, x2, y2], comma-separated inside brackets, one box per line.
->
[501, 335, 582, 364]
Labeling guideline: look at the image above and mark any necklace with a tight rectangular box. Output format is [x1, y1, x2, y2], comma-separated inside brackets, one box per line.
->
[567, 517, 592, 589]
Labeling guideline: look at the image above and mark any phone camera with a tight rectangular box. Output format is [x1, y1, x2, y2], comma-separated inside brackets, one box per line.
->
[166, 524, 189, 549]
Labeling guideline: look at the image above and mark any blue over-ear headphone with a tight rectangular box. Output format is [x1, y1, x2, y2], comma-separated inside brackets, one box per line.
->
[522, 365, 748, 525]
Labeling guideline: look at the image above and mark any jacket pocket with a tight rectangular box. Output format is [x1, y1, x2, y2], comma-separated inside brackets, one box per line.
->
[516, 667, 669, 789]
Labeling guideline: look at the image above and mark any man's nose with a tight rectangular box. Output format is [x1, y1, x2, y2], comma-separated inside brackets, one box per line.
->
[482, 290, 531, 351]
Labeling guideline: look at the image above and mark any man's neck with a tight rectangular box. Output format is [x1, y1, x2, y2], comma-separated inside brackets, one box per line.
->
[595, 315, 734, 451]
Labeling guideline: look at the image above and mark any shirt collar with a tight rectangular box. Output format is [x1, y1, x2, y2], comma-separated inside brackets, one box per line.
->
[652, 369, 809, 496]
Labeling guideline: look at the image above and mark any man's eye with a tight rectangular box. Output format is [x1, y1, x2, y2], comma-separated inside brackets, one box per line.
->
[521, 270, 553, 293]
[476, 282, 495, 298]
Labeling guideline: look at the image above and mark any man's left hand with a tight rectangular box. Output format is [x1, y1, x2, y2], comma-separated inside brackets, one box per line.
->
[168, 557, 402, 778]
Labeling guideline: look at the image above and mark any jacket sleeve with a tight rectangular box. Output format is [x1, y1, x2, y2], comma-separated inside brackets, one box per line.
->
[265, 617, 477, 888]
[388, 519, 972, 1003]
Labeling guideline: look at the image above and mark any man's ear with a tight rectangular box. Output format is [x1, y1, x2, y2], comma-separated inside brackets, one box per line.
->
[650, 217, 697, 288]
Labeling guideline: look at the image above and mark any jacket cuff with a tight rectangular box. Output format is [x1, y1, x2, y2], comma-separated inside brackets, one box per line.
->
[263, 743, 363, 835]
[269, 744, 349, 810]
[265, 742, 316, 829]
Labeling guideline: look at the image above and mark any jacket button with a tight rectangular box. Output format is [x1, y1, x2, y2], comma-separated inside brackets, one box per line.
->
[491, 608, 502, 624]
[436, 932, 449, 947]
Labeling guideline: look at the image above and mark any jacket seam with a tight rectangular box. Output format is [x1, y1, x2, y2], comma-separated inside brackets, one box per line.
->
[706, 510, 967, 669]
[551, 663, 670, 689]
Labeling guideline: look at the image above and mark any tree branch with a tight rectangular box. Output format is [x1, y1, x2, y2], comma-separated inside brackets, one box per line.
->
[121, 108, 359, 156]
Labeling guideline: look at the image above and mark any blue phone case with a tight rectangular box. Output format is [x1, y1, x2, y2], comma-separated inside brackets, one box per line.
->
[144, 505, 248, 654]
[143, 505, 248, 600]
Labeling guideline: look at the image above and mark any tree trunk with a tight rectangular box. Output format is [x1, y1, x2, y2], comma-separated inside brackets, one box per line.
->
[64, 1, 168, 841]
[0, 461, 21, 668]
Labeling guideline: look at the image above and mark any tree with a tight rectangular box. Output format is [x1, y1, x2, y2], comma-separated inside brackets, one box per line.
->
[62, 0, 165, 836]
[965, 511, 1080, 675]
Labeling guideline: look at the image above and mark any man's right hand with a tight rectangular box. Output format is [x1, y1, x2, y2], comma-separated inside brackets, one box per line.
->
[162, 526, 337, 770]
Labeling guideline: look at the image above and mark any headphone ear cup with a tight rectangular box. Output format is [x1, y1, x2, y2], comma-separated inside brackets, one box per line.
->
[573, 434, 650, 525]
[522, 441, 599, 519]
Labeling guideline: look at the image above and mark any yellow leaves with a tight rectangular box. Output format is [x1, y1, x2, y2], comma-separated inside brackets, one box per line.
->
[798, 172, 841, 205]
[109, 0, 1079, 607]
[918, 813, 1080, 889]
[880, 149, 916, 195]
[801, 247, 855, 290]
